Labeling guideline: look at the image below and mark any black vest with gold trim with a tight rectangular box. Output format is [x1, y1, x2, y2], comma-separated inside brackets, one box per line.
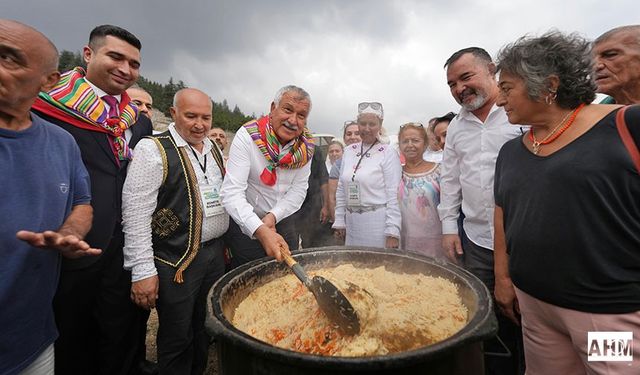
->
[149, 131, 225, 283]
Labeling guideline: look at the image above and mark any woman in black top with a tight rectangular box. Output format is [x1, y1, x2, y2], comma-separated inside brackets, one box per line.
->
[493, 32, 640, 374]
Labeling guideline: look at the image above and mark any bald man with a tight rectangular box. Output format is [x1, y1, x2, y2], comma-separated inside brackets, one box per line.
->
[593, 25, 640, 104]
[0, 19, 99, 374]
[122, 88, 227, 374]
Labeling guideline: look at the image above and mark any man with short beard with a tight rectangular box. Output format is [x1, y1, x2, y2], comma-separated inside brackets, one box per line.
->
[437, 47, 526, 375]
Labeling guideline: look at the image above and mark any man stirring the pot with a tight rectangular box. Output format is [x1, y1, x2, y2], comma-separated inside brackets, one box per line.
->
[221, 85, 314, 267]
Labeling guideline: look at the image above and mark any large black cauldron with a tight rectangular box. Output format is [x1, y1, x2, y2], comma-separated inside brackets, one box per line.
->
[206, 247, 497, 375]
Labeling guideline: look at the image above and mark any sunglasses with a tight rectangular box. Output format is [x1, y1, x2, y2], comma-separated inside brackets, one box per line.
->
[358, 102, 383, 112]
[343, 120, 357, 127]
[399, 122, 424, 129]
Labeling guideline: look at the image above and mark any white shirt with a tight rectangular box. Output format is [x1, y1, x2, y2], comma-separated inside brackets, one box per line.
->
[220, 125, 311, 237]
[85, 80, 133, 142]
[122, 124, 229, 282]
[437, 105, 527, 250]
[333, 141, 402, 238]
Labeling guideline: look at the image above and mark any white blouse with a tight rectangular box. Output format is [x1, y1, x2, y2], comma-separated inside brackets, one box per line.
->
[333, 141, 402, 238]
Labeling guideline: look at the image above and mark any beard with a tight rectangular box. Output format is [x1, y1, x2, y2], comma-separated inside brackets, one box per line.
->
[459, 88, 488, 112]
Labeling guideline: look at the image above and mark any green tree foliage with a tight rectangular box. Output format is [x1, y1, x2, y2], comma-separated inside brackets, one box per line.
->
[212, 101, 254, 131]
[56, 50, 253, 131]
[135, 76, 186, 117]
[58, 50, 84, 72]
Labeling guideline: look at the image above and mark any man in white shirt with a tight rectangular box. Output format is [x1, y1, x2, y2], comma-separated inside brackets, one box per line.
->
[122, 88, 228, 374]
[221, 85, 314, 267]
[125, 83, 158, 375]
[438, 47, 525, 375]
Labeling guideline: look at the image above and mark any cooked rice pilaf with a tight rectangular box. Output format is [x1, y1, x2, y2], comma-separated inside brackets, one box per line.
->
[232, 264, 467, 356]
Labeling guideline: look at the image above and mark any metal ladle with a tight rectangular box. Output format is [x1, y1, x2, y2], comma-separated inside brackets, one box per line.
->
[282, 253, 361, 335]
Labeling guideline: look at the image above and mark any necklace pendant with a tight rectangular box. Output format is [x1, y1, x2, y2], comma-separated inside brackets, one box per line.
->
[532, 142, 540, 155]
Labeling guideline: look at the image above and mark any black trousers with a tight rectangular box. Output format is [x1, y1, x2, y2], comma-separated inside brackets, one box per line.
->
[134, 306, 152, 365]
[461, 233, 526, 375]
[226, 216, 297, 269]
[155, 238, 225, 375]
[53, 228, 140, 375]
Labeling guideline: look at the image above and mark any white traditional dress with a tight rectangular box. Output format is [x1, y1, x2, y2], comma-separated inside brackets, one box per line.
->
[333, 141, 402, 247]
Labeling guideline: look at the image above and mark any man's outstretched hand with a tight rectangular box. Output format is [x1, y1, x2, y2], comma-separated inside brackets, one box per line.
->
[17, 230, 102, 258]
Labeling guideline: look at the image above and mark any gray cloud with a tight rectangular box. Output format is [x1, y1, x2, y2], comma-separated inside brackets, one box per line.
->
[4, 0, 638, 135]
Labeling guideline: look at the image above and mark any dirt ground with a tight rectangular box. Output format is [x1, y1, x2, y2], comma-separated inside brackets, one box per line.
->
[146, 310, 219, 374]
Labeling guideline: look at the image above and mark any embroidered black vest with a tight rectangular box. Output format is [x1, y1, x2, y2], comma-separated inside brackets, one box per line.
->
[149, 131, 225, 282]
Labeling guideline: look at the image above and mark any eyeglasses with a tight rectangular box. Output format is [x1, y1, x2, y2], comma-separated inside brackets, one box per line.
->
[343, 120, 357, 127]
[358, 102, 383, 112]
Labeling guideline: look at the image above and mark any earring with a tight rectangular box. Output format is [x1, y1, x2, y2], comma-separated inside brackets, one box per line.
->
[545, 89, 557, 105]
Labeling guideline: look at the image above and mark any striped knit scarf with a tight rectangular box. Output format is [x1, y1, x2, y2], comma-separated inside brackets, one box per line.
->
[33, 67, 139, 160]
[244, 115, 315, 186]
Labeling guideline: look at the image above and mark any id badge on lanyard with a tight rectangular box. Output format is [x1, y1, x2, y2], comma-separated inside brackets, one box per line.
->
[347, 181, 361, 206]
[348, 141, 377, 207]
[200, 184, 225, 217]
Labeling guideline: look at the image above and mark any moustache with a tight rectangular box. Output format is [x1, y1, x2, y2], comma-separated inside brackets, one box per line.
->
[282, 121, 299, 131]
[459, 88, 476, 100]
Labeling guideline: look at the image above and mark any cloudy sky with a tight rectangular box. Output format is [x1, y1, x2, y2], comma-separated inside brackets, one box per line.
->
[5, 0, 638, 135]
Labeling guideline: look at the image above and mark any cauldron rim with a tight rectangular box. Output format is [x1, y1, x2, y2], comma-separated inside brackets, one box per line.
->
[206, 247, 497, 370]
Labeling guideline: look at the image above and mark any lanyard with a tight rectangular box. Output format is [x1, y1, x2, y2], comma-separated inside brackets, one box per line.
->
[351, 141, 378, 181]
[188, 145, 208, 183]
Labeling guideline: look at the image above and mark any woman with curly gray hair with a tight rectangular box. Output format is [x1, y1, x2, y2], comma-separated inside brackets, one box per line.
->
[493, 31, 640, 374]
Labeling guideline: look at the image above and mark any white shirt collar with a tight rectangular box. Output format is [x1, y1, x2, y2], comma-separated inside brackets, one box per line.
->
[85, 79, 122, 103]
[168, 123, 213, 154]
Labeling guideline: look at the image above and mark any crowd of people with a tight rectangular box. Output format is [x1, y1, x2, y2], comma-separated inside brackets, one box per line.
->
[1, 17, 639, 375]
